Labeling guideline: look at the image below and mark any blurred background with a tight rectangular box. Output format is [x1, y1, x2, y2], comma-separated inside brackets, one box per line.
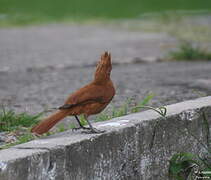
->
[0, 0, 211, 146]
[0, 0, 211, 119]
[0, 0, 211, 24]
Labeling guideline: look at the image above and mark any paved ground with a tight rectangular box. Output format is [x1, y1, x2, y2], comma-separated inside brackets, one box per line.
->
[0, 24, 210, 119]
[0, 24, 176, 72]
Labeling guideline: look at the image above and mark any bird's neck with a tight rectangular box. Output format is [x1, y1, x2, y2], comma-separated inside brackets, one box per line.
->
[93, 73, 111, 85]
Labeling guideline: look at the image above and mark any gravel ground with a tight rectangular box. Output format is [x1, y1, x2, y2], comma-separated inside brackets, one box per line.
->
[0, 24, 210, 122]
[0, 61, 210, 113]
[0, 24, 176, 72]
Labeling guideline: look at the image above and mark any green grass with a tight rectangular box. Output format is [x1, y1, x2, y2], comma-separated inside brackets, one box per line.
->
[95, 93, 155, 122]
[168, 41, 211, 60]
[0, 93, 157, 149]
[0, 107, 43, 149]
[0, 107, 42, 131]
[0, 0, 211, 26]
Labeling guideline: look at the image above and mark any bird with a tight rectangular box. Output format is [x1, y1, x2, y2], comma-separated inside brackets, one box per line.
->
[31, 52, 115, 135]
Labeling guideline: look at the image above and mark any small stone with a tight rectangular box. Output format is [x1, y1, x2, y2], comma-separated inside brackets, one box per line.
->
[4, 135, 17, 143]
[0, 132, 7, 142]
[132, 56, 160, 63]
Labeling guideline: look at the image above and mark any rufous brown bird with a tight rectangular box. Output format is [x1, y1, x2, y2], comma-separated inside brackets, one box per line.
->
[31, 52, 115, 135]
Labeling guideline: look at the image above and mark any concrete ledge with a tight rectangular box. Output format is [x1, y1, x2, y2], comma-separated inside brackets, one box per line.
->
[0, 96, 211, 180]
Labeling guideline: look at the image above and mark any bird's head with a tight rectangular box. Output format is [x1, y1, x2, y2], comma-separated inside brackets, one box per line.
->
[94, 51, 112, 83]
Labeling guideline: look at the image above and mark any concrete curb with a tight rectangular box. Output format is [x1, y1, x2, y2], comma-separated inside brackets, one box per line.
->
[0, 96, 211, 180]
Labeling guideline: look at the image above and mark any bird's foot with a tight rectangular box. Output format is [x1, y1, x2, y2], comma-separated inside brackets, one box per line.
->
[31, 132, 42, 138]
[82, 128, 105, 134]
[72, 126, 91, 131]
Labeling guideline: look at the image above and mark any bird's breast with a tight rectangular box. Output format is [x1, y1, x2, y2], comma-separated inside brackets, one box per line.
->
[84, 102, 108, 115]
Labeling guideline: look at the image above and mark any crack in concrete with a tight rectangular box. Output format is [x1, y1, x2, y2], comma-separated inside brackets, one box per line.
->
[149, 126, 156, 151]
[14, 146, 52, 151]
[149, 120, 160, 151]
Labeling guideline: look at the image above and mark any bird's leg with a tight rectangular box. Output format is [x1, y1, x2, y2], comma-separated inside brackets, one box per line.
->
[72, 115, 91, 131]
[83, 115, 105, 134]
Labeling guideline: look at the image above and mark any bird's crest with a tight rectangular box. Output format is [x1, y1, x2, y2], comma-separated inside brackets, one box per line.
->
[94, 51, 112, 83]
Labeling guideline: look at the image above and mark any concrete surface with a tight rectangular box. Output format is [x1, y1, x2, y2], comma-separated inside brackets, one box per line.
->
[0, 24, 175, 72]
[0, 96, 211, 180]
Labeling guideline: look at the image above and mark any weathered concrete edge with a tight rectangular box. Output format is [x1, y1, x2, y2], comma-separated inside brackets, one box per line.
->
[0, 96, 210, 179]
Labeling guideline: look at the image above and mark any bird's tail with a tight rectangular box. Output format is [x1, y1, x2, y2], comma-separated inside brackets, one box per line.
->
[31, 110, 69, 135]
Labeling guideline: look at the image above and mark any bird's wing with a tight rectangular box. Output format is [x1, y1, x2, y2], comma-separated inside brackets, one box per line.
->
[59, 84, 106, 110]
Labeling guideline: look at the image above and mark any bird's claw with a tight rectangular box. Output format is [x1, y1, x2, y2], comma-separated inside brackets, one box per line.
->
[72, 126, 91, 131]
[82, 128, 105, 134]
[31, 132, 42, 138]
